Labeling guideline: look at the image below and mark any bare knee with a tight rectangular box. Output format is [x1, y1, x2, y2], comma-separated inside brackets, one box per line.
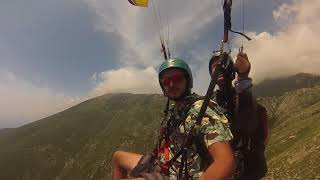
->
[112, 151, 143, 180]
[112, 151, 129, 180]
[112, 150, 125, 167]
[112, 150, 143, 171]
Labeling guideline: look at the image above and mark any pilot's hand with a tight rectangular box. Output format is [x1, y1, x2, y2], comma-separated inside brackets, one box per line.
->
[235, 52, 250, 77]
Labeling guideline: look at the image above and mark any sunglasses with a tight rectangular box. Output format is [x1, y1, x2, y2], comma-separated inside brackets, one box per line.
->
[160, 72, 185, 86]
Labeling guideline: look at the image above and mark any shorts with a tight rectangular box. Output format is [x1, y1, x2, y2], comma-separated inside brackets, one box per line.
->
[130, 155, 169, 180]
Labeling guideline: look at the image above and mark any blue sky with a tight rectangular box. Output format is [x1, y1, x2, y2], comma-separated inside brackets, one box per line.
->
[0, 0, 121, 95]
[1, 0, 319, 128]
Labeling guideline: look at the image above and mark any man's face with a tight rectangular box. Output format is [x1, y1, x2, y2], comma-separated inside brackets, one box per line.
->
[160, 68, 187, 99]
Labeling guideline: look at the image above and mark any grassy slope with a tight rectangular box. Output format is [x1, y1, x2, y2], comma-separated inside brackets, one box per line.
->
[0, 85, 319, 179]
[259, 86, 320, 179]
[0, 94, 166, 180]
[253, 73, 320, 97]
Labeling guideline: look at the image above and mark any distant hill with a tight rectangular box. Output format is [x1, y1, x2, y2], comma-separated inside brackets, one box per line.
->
[0, 94, 166, 180]
[0, 76, 319, 179]
[0, 128, 13, 136]
[253, 73, 320, 97]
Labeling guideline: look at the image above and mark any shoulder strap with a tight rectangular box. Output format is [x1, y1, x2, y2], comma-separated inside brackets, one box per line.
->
[181, 93, 204, 118]
[187, 93, 214, 171]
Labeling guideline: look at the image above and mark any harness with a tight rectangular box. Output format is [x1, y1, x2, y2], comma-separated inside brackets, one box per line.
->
[148, 92, 267, 180]
[218, 86, 268, 180]
[151, 94, 211, 179]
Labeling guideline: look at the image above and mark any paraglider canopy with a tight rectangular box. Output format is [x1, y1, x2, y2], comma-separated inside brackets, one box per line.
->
[128, 0, 170, 60]
[128, 0, 148, 7]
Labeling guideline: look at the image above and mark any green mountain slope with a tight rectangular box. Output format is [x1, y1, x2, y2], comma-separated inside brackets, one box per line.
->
[259, 86, 320, 179]
[0, 82, 319, 179]
[0, 94, 166, 180]
[0, 128, 13, 136]
[254, 73, 320, 97]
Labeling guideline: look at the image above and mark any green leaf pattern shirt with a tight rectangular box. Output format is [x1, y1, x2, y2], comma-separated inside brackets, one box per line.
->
[161, 100, 233, 179]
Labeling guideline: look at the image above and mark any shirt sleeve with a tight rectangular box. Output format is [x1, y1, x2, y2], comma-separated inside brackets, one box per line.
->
[188, 100, 233, 148]
[234, 77, 253, 94]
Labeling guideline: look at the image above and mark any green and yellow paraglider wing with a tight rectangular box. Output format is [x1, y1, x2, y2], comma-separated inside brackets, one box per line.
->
[128, 0, 148, 7]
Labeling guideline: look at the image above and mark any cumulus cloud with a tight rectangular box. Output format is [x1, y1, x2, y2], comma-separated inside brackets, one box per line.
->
[83, 0, 224, 67]
[86, 0, 320, 94]
[0, 70, 81, 128]
[272, 3, 297, 23]
[232, 0, 320, 83]
[90, 67, 162, 96]
[82, 0, 227, 95]
[82, 0, 160, 67]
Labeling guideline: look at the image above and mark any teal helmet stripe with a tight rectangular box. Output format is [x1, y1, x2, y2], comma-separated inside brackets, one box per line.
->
[159, 58, 193, 88]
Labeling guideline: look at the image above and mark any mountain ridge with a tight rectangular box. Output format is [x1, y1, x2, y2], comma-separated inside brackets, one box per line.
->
[253, 73, 320, 97]
[0, 74, 319, 179]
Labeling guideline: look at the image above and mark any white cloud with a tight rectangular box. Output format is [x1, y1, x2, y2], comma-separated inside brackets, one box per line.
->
[86, 0, 320, 95]
[272, 3, 297, 23]
[232, 0, 320, 83]
[83, 0, 224, 67]
[0, 70, 81, 128]
[90, 67, 162, 96]
[83, 0, 161, 67]
[81, 0, 228, 96]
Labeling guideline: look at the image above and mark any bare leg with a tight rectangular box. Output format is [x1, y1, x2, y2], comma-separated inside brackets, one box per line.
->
[112, 150, 143, 180]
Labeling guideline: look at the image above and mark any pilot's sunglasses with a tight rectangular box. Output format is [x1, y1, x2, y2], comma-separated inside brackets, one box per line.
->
[161, 73, 184, 86]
